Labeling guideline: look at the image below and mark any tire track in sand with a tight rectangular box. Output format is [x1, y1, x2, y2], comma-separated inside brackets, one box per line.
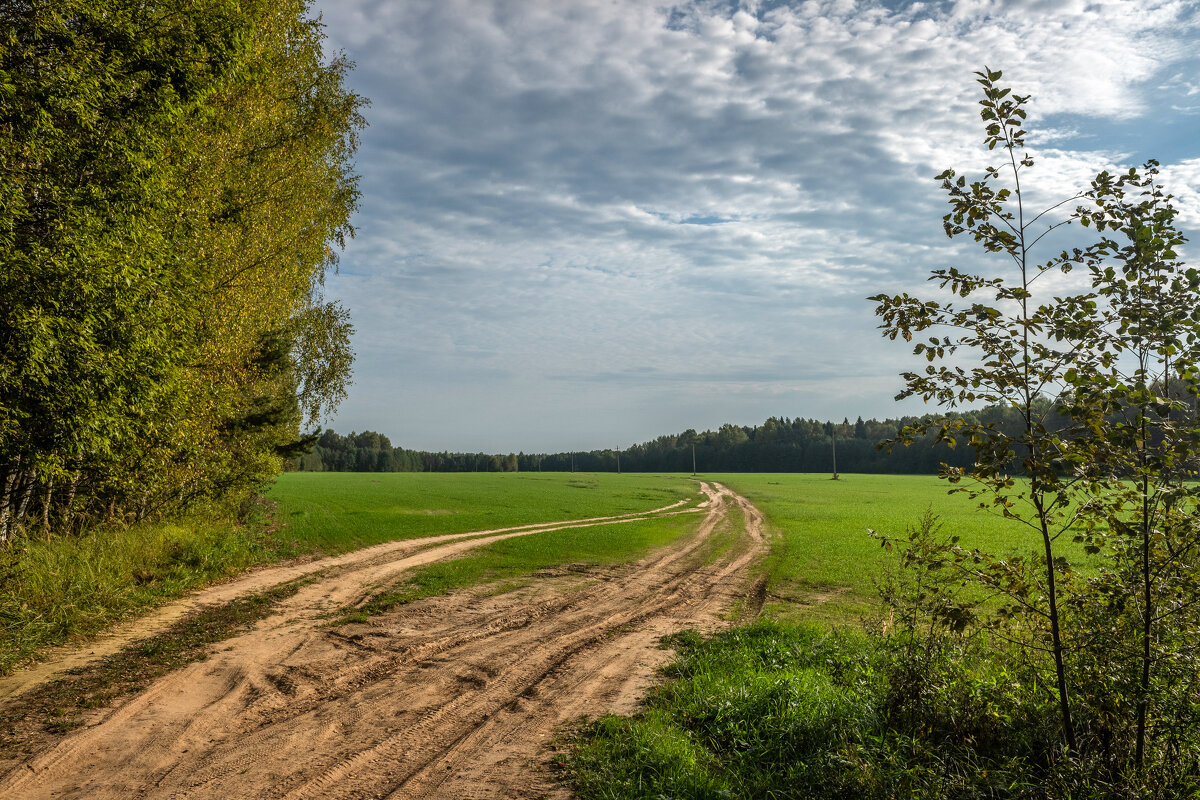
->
[0, 483, 766, 800]
[0, 496, 697, 701]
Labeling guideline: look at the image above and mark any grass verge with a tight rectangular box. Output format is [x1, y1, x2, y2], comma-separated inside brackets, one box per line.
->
[0, 514, 277, 674]
[564, 622, 879, 799]
[339, 511, 704, 623]
[565, 618, 1200, 799]
[565, 477, 1194, 799]
[562, 621, 1071, 800]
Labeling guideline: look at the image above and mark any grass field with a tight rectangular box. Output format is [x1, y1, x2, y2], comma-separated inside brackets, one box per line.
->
[265, 472, 697, 556]
[340, 472, 1060, 624]
[710, 473, 1091, 622]
[5, 471, 1078, 674]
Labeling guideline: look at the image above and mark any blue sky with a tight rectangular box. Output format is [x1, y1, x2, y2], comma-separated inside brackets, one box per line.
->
[310, 0, 1200, 453]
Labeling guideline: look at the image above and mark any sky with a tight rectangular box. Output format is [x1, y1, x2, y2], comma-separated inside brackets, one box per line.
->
[309, 0, 1200, 454]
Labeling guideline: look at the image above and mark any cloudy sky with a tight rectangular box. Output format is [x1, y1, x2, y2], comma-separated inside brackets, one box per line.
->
[310, 0, 1200, 454]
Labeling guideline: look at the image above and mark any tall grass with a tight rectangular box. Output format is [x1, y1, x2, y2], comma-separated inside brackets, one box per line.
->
[0, 517, 268, 673]
[568, 622, 883, 799]
[569, 619, 1200, 799]
[567, 621, 1152, 799]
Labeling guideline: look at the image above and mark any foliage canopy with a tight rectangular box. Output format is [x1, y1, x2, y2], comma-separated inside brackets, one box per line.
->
[0, 0, 364, 540]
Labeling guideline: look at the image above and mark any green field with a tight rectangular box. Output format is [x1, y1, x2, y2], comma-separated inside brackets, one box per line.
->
[6, 470, 1069, 675]
[6, 470, 1077, 675]
[330, 472, 1066, 624]
[264, 472, 698, 556]
[285, 471, 1081, 626]
[711, 473, 1089, 621]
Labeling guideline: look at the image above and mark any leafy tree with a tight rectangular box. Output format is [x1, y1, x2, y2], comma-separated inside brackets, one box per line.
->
[871, 68, 1200, 782]
[0, 0, 363, 541]
[1060, 163, 1200, 771]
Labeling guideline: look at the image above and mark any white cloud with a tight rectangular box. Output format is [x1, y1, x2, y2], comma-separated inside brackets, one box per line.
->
[1161, 159, 1200, 229]
[313, 0, 1200, 451]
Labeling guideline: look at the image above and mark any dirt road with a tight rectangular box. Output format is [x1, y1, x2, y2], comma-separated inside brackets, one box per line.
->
[0, 482, 766, 799]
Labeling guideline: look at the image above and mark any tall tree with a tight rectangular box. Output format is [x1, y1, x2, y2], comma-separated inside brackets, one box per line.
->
[0, 0, 363, 541]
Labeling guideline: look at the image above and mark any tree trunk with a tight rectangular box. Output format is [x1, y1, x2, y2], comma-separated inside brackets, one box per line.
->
[1135, 468, 1153, 768]
[1041, 515, 1077, 754]
[0, 466, 16, 547]
[41, 477, 54, 531]
[13, 468, 37, 529]
[61, 465, 81, 532]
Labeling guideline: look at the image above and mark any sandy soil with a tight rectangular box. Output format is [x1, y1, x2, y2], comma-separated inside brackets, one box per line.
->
[0, 497, 695, 702]
[0, 483, 765, 800]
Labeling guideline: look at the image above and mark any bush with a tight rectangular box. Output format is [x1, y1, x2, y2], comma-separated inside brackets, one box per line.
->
[566, 617, 1200, 799]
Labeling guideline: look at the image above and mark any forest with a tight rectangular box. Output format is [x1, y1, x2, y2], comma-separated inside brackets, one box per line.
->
[294, 403, 1047, 474]
[0, 0, 363, 543]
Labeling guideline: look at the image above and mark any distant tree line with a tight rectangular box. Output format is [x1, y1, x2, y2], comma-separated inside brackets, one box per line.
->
[295, 404, 1055, 475]
[296, 430, 520, 474]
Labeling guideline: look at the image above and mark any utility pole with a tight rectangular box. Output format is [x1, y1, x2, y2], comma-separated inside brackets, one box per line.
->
[692, 444, 696, 476]
[831, 427, 839, 481]
[616, 449, 621, 474]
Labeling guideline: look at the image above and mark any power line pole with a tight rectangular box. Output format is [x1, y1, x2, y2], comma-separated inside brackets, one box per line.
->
[831, 426, 839, 481]
[616, 449, 620, 474]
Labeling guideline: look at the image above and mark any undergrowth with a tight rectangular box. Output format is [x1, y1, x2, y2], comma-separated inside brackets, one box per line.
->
[565, 620, 1200, 799]
[0, 512, 279, 674]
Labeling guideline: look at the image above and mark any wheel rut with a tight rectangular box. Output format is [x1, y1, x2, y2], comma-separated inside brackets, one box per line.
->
[0, 483, 766, 800]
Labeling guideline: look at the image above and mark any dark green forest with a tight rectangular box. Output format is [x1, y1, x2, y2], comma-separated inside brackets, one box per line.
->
[295, 404, 1044, 474]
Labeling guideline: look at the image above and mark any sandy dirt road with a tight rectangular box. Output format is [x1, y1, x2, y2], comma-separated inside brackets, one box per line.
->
[0, 482, 766, 799]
